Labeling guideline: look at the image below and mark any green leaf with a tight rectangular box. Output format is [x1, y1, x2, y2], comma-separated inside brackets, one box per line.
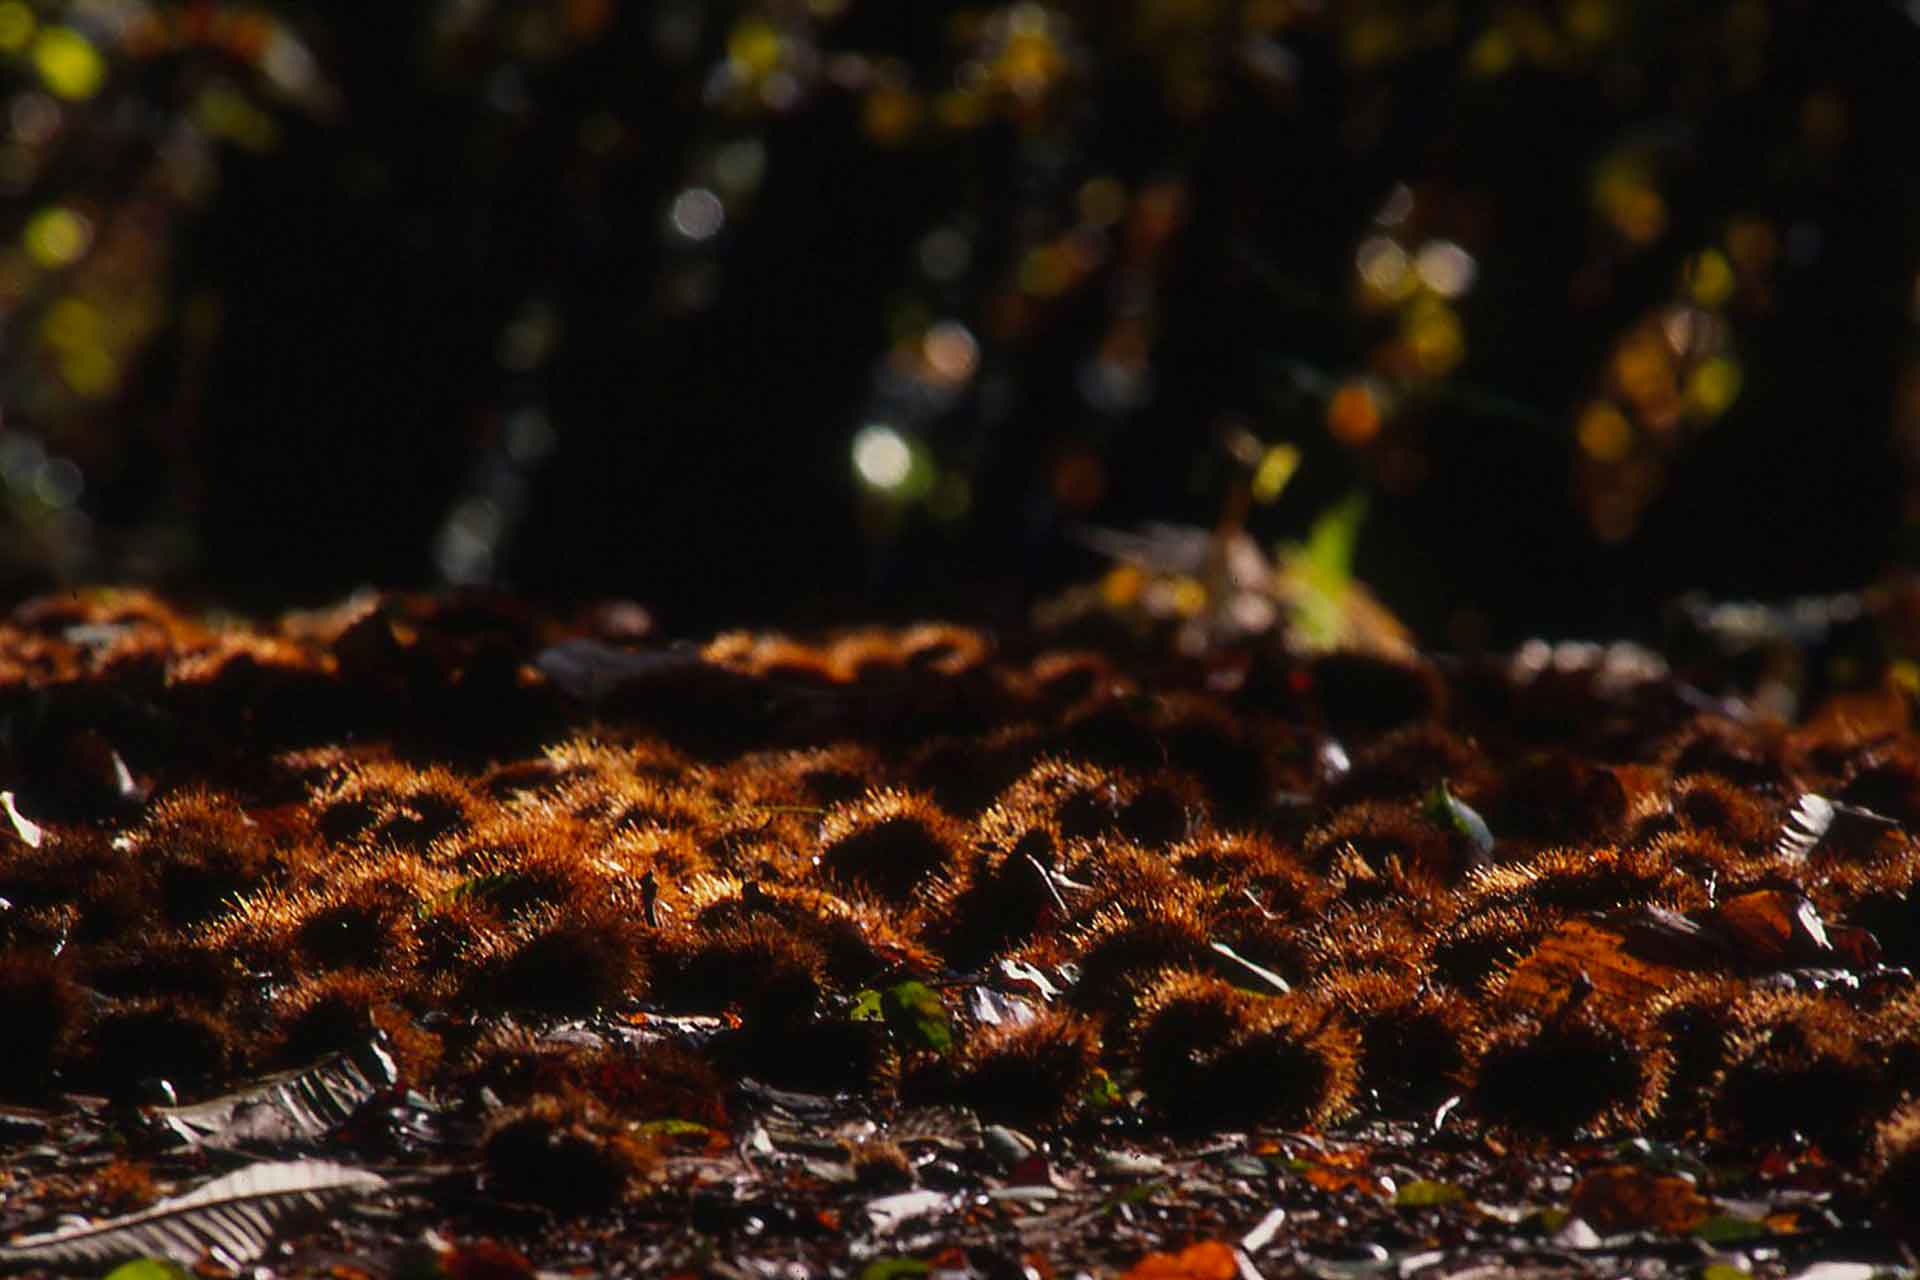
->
[1083, 1067, 1122, 1110]
[880, 981, 953, 1053]
[849, 989, 886, 1022]
[104, 1262, 195, 1280]
[1699, 1266, 1752, 1280]
[859, 1259, 931, 1280]
[1395, 1179, 1466, 1208]
[1301, 491, 1367, 588]
[1690, 1214, 1771, 1244]
[637, 1118, 711, 1138]
[1422, 780, 1494, 860]
[1280, 491, 1370, 649]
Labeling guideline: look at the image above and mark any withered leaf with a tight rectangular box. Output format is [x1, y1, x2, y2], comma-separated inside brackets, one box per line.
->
[1710, 889, 1831, 970]
[1121, 1240, 1240, 1280]
[1568, 1164, 1712, 1235]
[1504, 917, 1687, 1011]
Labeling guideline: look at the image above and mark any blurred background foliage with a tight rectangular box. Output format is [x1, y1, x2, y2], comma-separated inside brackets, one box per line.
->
[0, 0, 1917, 645]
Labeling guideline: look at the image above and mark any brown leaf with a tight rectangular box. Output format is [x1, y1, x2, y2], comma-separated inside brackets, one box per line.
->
[1123, 1240, 1240, 1280]
[1504, 918, 1686, 1012]
[1568, 1164, 1712, 1235]
[1711, 890, 1831, 970]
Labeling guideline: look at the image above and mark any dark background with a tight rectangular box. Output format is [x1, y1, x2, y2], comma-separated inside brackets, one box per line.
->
[4, 1, 1919, 645]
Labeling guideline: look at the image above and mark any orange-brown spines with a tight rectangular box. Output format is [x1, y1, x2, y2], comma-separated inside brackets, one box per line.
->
[466, 905, 652, 1015]
[1465, 999, 1668, 1136]
[1128, 971, 1359, 1131]
[816, 789, 969, 904]
[1318, 970, 1473, 1109]
[74, 999, 245, 1101]
[1711, 990, 1885, 1157]
[119, 788, 280, 927]
[651, 916, 828, 1026]
[942, 1009, 1103, 1126]
[480, 1089, 658, 1214]
[1870, 1101, 1920, 1242]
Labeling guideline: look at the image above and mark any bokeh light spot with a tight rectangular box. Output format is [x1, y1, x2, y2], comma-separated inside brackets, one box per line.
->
[1685, 357, 1742, 417]
[1251, 444, 1301, 503]
[1684, 248, 1735, 308]
[1356, 236, 1410, 300]
[23, 206, 90, 268]
[32, 27, 106, 102]
[0, 2, 34, 54]
[853, 424, 914, 492]
[668, 188, 724, 242]
[727, 19, 783, 79]
[31, 456, 82, 507]
[1577, 401, 1634, 463]
[921, 321, 979, 385]
[1413, 240, 1476, 298]
[1405, 299, 1465, 375]
[1327, 381, 1383, 445]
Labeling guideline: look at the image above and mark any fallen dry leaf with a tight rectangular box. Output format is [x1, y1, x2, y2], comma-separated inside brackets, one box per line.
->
[1122, 1240, 1240, 1280]
[1568, 1164, 1712, 1235]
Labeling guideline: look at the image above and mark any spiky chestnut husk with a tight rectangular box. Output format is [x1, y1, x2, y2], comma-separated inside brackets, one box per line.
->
[1644, 976, 1759, 1135]
[1710, 990, 1886, 1158]
[907, 725, 1046, 817]
[1128, 971, 1360, 1131]
[70, 999, 245, 1102]
[988, 757, 1130, 842]
[1488, 752, 1631, 845]
[1461, 844, 1704, 919]
[1807, 848, 1920, 965]
[463, 904, 651, 1016]
[847, 1139, 916, 1191]
[1869, 1101, 1920, 1243]
[84, 939, 243, 1007]
[922, 821, 1064, 969]
[438, 819, 626, 923]
[1642, 828, 1775, 896]
[1429, 900, 1566, 992]
[1465, 1000, 1669, 1137]
[1053, 693, 1267, 819]
[724, 744, 890, 810]
[1169, 832, 1328, 922]
[305, 761, 477, 851]
[1017, 650, 1127, 716]
[815, 789, 970, 904]
[683, 876, 937, 987]
[1301, 901, 1438, 989]
[598, 774, 723, 839]
[936, 1009, 1103, 1127]
[453, 1029, 729, 1128]
[266, 969, 406, 1067]
[0, 949, 88, 1098]
[1317, 970, 1474, 1109]
[650, 916, 828, 1026]
[1838, 746, 1920, 829]
[1668, 774, 1781, 847]
[1655, 717, 1786, 789]
[203, 853, 444, 976]
[1064, 888, 1218, 1019]
[1322, 723, 1493, 808]
[479, 1089, 658, 1215]
[120, 788, 280, 928]
[1303, 801, 1464, 885]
